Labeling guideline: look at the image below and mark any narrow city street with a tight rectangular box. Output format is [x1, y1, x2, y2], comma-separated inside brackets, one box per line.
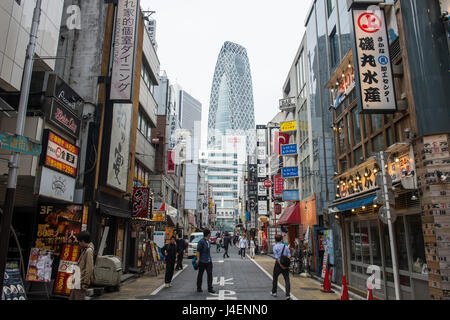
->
[97, 246, 340, 301]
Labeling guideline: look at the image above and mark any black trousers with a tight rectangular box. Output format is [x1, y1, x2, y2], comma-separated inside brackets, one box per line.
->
[272, 261, 290, 296]
[197, 262, 213, 290]
[176, 252, 184, 270]
[165, 261, 175, 284]
[223, 245, 229, 258]
[239, 248, 246, 257]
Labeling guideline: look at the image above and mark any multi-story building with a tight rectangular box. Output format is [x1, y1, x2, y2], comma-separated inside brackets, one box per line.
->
[207, 41, 256, 154]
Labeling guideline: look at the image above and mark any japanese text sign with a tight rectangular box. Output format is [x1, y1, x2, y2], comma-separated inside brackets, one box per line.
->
[132, 187, 150, 218]
[42, 130, 79, 178]
[352, 8, 397, 113]
[110, 0, 140, 102]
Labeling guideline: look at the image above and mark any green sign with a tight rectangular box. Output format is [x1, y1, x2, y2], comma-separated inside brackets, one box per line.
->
[0, 132, 41, 156]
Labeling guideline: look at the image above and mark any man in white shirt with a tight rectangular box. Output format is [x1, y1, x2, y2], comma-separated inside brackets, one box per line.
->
[239, 234, 248, 259]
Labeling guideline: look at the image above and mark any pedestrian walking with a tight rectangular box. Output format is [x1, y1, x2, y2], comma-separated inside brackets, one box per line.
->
[222, 231, 231, 258]
[162, 236, 177, 288]
[216, 233, 222, 253]
[175, 234, 187, 271]
[239, 234, 248, 259]
[69, 231, 94, 300]
[249, 237, 256, 259]
[271, 235, 292, 300]
[195, 229, 215, 293]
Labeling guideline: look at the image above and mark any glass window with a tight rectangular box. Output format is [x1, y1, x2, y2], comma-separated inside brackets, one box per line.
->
[327, 0, 335, 17]
[371, 114, 383, 132]
[381, 216, 409, 271]
[338, 120, 345, 154]
[137, 113, 142, 131]
[361, 221, 370, 264]
[372, 134, 384, 153]
[407, 215, 427, 274]
[370, 220, 382, 266]
[329, 28, 339, 68]
[352, 108, 362, 144]
[354, 147, 363, 165]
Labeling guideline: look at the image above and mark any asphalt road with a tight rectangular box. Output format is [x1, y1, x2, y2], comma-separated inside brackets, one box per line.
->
[139, 245, 292, 300]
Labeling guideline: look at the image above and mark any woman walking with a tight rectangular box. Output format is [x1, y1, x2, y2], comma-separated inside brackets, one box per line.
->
[249, 237, 256, 259]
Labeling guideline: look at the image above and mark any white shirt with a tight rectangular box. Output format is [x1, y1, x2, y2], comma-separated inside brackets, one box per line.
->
[239, 238, 248, 248]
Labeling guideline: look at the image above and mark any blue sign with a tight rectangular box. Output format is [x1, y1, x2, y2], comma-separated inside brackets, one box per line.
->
[281, 144, 298, 156]
[283, 190, 300, 201]
[282, 166, 299, 178]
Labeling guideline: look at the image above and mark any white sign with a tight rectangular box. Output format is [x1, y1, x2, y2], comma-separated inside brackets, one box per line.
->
[107, 103, 132, 192]
[258, 200, 268, 215]
[258, 182, 267, 196]
[39, 167, 76, 202]
[257, 164, 267, 178]
[154, 231, 165, 248]
[352, 8, 396, 112]
[110, 0, 140, 102]
[257, 146, 266, 160]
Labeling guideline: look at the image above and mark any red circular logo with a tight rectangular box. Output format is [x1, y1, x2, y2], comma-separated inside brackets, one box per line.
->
[264, 180, 273, 188]
[358, 12, 382, 33]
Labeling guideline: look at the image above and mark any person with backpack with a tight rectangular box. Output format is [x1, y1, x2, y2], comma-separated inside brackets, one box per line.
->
[271, 234, 291, 300]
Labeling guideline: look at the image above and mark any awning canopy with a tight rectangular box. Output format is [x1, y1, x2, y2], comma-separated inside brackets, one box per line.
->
[277, 203, 301, 225]
[334, 195, 376, 212]
[167, 214, 177, 227]
[99, 203, 131, 219]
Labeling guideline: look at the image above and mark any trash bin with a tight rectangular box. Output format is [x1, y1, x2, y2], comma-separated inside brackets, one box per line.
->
[93, 255, 122, 290]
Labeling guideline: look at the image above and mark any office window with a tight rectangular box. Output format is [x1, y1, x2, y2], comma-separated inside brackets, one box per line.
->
[327, 0, 335, 17]
[371, 114, 383, 133]
[138, 108, 152, 142]
[352, 108, 361, 144]
[329, 28, 339, 68]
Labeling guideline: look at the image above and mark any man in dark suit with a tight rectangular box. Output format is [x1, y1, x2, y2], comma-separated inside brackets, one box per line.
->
[162, 236, 177, 288]
[222, 231, 231, 258]
[175, 233, 187, 271]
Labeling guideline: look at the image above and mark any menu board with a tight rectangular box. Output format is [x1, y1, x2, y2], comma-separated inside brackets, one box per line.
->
[2, 262, 27, 300]
[53, 244, 80, 296]
[35, 204, 83, 257]
[26, 248, 53, 283]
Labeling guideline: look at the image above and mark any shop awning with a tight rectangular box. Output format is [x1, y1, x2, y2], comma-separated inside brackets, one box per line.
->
[277, 203, 301, 225]
[334, 195, 376, 212]
[99, 203, 131, 218]
[167, 214, 177, 227]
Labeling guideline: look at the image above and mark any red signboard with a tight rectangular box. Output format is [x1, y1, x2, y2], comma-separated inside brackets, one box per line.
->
[167, 150, 175, 174]
[43, 130, 79, 177]
[274, 175, 284, 196]
[53, 244, 80, 296]
[132, 187, 151, 218]
[274, 131, 290, 155]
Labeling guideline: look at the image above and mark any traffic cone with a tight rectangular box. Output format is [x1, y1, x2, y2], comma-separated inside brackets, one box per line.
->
[341, 275, 349, 300]
[367, 285, 373, 300]
[321, 268, 334, 293]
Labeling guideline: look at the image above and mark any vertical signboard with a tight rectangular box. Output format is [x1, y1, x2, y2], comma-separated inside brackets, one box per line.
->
[167, 150, 175, 174]
[274, 131, 290, 155]
[274, 175, 284, 196]
[107, 103, 132, 192]
[132, 187, 150, 218]
[352, 7, 397, 113]
[110, 0, 140, 102]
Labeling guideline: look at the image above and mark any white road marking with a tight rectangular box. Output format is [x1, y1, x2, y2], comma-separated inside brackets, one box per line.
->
[150, 264, 188, 296]
[206, 290, 237, 300]
[213, 277, 234, 286]
[248, 257, 298, 300]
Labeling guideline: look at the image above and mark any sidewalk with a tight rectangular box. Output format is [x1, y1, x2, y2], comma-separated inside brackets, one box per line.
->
[252, 255, 341, 300]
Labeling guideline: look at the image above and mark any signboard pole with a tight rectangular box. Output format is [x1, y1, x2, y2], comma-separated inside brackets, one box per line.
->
[380, 151, 401, 300]
[0, 0, 42, 292]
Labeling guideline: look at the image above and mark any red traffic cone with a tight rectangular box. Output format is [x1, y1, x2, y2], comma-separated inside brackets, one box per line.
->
[341, 275, 349, 300]
[367, 285, 373, 300]
[321, 268, 335, 293]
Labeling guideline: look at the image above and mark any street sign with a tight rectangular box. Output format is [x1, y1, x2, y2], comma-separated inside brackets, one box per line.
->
[0, 132, 41, 156]
[264, 179, 273, 188]
[379, 206, 397, 224]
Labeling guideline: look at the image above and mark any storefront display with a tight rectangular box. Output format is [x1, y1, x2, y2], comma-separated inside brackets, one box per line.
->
[26, 248, 53, 283]
[35, 204, 83, 257]
[53, 244, 80, 296]
[2, 262, 27, 300]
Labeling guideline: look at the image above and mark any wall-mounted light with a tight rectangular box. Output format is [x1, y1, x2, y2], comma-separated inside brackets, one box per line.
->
[351, 209, 355, 212]
[362, 206, 366, 210]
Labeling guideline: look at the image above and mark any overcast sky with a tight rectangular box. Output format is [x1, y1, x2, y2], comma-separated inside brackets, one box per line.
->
[140, 0, 311, 146]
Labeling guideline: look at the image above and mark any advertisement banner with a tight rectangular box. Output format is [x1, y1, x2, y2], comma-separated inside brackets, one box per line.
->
[110, 0, 140, 102]
[281, 144, 298, 156]
[35, 204, 83, 257]
[274, 131, 290, 155]
[48, 99, 81, 139]
[107, 103, 132, 192]
[282, 166, 299, 178]
[42, 130, 79, 177]
[2, 262, 27, 300]
[167, 150, 175, 174]
[280, 121, 296, 132]
[274, 175, 284, 196]
[352, 8, 397, 113]
[53, 244, 80, 296]
[25, 248, 53, 283]
[132, 187, 150, 218]
[258, 200, 268, 215]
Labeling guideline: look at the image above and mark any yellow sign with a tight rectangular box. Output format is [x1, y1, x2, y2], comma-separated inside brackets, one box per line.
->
[152, 210, 165, 221]
[259, 216, 269, 222]
[281, 121, 296, 132]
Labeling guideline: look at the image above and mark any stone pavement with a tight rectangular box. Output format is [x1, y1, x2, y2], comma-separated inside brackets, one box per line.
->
[252, 255, 341, 300]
